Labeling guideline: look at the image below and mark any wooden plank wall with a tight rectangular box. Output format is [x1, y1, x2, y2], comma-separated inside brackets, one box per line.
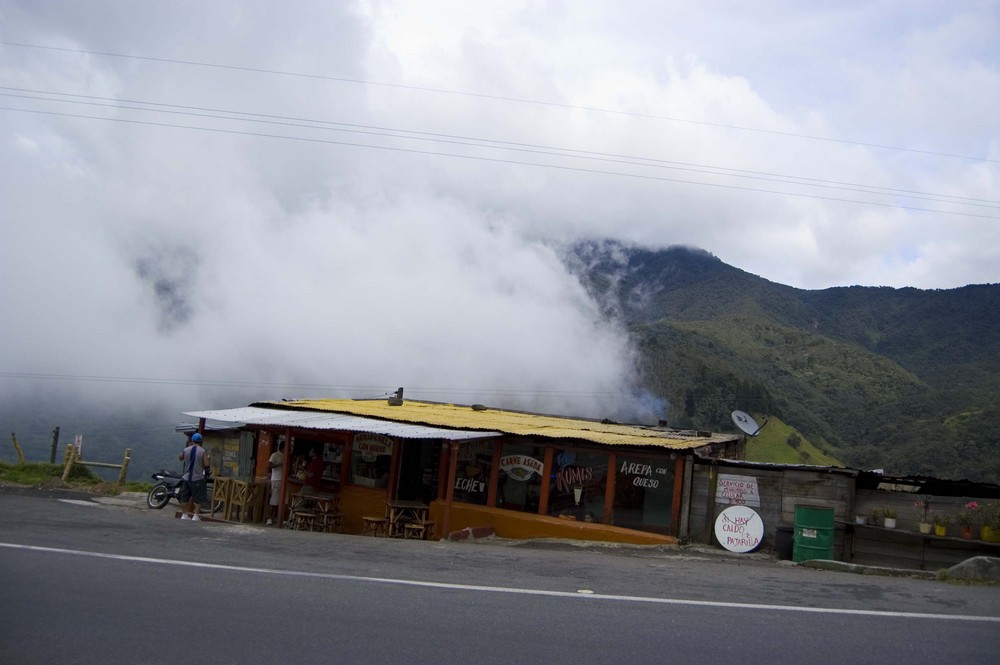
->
[689, 465, 998, 568]
[689, 464, 855, 554]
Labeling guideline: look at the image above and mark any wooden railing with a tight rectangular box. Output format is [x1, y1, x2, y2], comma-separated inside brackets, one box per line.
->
[61, 444, 131, 484]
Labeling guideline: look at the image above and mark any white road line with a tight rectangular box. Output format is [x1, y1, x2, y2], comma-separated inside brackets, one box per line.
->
[2, 541, 998, 623]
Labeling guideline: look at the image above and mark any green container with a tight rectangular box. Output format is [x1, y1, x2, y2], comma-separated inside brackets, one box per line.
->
[793, 505, 835, 562]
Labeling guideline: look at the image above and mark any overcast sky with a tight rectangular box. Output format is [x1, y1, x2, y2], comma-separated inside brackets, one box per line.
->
[1, 1, 998, 421]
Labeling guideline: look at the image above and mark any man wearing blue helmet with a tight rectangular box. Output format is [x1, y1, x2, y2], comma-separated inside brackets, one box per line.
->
[178, 432, 211, 521]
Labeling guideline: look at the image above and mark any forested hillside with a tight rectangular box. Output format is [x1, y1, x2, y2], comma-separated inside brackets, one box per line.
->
[567, 240, 1000, 484]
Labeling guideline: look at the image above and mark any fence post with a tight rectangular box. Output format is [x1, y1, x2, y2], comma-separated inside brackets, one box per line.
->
[61, 444, 76, 482]
[50, 427, 60, 464]
[117, 448, 132, 484]
[10, 433, 25, 464]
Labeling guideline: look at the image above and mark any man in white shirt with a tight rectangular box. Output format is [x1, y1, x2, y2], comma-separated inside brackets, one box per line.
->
[266, 441, 284, 525]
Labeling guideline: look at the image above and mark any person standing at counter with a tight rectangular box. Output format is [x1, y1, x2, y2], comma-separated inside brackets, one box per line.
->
[301, 447, 324, 495]
[266, 441, 284, 525]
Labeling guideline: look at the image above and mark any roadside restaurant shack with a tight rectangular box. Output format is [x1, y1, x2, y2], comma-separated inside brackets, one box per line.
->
[183, 396, 743, 544]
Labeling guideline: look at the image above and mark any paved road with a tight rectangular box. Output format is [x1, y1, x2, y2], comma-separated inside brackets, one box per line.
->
[1, 486, 999, 664]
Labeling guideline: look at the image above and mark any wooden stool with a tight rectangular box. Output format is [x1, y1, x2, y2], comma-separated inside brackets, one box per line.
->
[320, 512, 342, 533]
[403, 521, 435, 540]
[361, 516, 389, 537]
[289, 510, 317, 531]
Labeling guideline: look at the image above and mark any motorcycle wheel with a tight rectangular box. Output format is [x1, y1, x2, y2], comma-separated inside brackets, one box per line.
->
[147, 483, 172, 509]
[207, 486, 225, 515]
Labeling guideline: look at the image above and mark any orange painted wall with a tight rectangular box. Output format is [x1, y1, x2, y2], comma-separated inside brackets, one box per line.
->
[427, 501, 677, 546]
[338, 486, 390, 534]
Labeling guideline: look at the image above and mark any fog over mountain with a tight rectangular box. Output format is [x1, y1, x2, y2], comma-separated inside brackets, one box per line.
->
[2, 3, 998, 479]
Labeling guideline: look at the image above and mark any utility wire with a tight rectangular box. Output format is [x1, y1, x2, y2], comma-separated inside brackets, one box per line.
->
[2, 41, 993, 164]
[4, 86, 995, 208]
[3, 105, 996, 220]
[0, 372, 640, 400]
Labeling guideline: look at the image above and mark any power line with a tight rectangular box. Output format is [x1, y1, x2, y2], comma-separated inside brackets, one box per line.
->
[4, 86, 996, 209]
[0, 372, 639, 400]
[2, 41, 993, 164]
[3, 105, 996, 220]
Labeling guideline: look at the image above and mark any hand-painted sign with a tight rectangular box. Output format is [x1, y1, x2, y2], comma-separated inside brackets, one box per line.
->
[500, 454, 543, 481]
[714, 505, 764, 553]
[618, 459, 670, 489]
[716, 474, 761, 507]
[556, 466, 593, 492]
[354, 433, 393, 462]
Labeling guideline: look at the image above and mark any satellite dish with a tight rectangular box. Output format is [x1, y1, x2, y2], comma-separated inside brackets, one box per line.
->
[731, 411, 764, 437]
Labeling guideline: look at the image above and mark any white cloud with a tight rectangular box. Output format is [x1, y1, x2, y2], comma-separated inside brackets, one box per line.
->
[1, 0, 997, 419]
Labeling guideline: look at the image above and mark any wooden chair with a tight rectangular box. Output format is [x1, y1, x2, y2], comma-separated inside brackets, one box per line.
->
[226, 480, 259, 522]
[210, 477, 233, 519]
[361, 516, 389, 537]
[403, 521, 435, 540]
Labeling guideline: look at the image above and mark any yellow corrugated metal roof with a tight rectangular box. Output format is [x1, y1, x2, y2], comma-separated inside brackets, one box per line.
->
[253, 399, 739, 451]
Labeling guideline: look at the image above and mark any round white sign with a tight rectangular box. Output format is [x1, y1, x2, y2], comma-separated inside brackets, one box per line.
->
[714, 505, 764, 553]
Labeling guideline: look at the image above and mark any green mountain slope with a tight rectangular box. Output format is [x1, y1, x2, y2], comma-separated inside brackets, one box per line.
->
[568, 240, 1000, 483]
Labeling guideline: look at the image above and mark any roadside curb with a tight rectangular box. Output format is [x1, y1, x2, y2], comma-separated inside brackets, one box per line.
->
[798, 559, 938, 579]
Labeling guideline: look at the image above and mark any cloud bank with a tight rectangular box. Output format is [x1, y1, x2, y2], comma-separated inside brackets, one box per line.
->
[1, 1, 997, 419]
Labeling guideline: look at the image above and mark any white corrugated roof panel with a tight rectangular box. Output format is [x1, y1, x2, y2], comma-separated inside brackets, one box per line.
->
[182, 406, 500, 441]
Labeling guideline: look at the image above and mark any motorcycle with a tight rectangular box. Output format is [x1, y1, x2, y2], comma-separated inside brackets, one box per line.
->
[146, 468, 223, 513]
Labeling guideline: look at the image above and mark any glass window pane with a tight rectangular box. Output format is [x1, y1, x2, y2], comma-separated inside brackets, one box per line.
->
[613, 456, 674, 533]
[548, 449, 608, 523]
[452, 439, 496, 505]
[498, 441, 545, 513]
[350, 433, 394, 489]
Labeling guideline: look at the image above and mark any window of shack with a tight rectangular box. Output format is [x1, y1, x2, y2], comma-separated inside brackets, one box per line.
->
[612, 455, 674, 533]
[350, 433, 393, 489]
[547, 448, 608, 522]
[497, 440, 544, 513]
[451, 439, 496, 505]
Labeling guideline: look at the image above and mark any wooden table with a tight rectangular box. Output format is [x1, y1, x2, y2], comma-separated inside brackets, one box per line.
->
[385, 500, 429, 537]
[290, 492, 339, 513]
[287, 492, 341, 531]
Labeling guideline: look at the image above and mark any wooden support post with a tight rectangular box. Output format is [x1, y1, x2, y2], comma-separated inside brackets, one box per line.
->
[10, 433, 25, 464]
[538, 446, 554, 515]
[671, 456, 685, 536]
[117, 448, 132, 484]
[61, 444, 76, 482]
[442, 442, 458, 537]
[603, 452, 617, 525]
[50, 427, 60, 464]
[679, 455, 694, 541]
[704, 462, 719, 542]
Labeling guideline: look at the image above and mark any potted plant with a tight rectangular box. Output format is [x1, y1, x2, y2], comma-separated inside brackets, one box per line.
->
[867, 507, 882, 526]
[914, 498, 932, 534]
[882, 506, 898, 529]
[958, 501, 979, 539]
[981, 501, 1000, 543]
[932, 513, 951, 537]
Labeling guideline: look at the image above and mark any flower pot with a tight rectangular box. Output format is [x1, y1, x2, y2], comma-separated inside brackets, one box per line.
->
[883, 517, 897, 529]
[959, 525, 973, 539]
[855, 514, 866, 525]
[934, 524, 947, 537]
[981, 526, 1000, 543]
[918, 522, 932, 534]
